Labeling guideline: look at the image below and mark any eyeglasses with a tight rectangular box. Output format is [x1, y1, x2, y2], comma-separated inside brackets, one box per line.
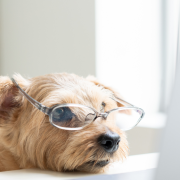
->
[11, 78, 145, 131]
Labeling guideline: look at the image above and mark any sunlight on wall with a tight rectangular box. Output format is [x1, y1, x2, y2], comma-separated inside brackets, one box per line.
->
[96, 0, 161, 115]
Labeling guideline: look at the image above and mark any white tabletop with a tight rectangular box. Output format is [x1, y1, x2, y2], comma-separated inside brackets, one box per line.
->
[0, 153, 159, 180]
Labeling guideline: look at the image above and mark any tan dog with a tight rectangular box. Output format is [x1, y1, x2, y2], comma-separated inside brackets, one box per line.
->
[0, 73, 129, 173]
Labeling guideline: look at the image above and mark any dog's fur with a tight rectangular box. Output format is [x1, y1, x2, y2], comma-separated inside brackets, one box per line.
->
[0, 73, 128, 172]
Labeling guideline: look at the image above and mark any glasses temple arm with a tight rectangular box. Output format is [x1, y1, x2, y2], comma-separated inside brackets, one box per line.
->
[11, 78, 50, 115]
[112, 96, 135, 107]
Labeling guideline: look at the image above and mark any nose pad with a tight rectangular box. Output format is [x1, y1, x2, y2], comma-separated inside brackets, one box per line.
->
[98, 131, 120, 153]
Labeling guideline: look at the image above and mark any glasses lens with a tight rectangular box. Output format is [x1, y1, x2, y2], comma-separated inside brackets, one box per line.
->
[110, 108, 143, 131]
[50, 105, 96, 130]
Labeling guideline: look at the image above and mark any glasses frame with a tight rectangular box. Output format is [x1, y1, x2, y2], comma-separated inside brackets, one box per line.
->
[11, 78, 145, 131]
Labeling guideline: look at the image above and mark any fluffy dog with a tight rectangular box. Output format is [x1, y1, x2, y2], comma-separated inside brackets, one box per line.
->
[0, 73, 128, 173]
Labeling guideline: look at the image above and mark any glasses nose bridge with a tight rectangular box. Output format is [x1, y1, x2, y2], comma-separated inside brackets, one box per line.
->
[96, 112, 108, 120]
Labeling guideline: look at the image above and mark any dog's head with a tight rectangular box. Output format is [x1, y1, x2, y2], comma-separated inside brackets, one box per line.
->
[0, 73, 128, 173]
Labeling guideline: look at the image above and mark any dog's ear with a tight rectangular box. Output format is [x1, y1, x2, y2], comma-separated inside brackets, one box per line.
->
[0, 75, 28, 122]
[86, 75, 124, 107]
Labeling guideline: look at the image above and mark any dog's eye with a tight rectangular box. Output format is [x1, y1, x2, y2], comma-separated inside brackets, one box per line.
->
[52, 107, 75, 122]
[100, 102, 106, 112]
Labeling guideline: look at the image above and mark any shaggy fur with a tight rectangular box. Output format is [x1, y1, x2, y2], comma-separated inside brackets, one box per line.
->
[0, 73, 128, 172]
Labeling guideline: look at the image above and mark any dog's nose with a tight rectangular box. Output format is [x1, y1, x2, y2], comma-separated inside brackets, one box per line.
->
[98, 132, 120, 153]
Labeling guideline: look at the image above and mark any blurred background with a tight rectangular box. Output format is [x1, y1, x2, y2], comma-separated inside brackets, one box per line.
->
[0, 0, 179, 155]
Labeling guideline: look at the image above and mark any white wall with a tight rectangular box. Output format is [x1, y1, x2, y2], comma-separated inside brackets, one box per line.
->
[0, 0, 95, 77]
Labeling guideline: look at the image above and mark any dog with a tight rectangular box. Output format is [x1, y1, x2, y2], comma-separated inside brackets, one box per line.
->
[0, 73, 129, 173]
